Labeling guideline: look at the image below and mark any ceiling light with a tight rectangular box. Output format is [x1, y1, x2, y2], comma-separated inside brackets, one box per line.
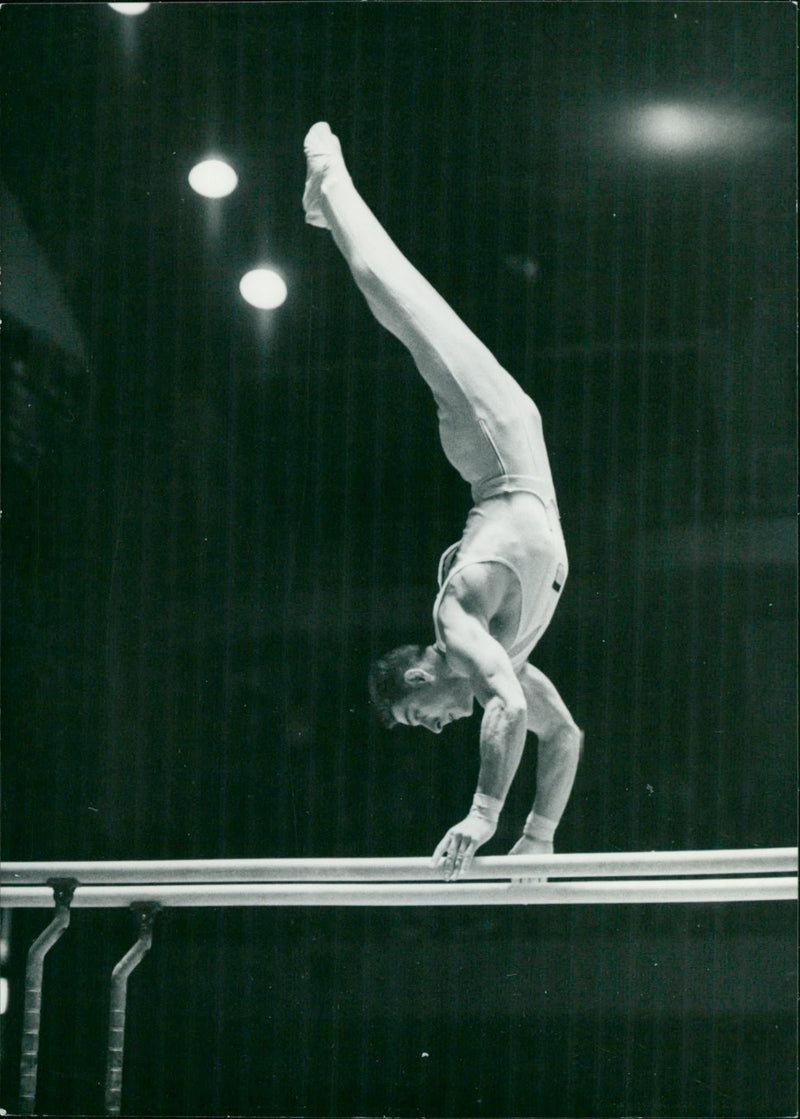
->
[108, 3, 152, 14]
[636, 104, 733, 152]
[239, 269, 288, 310]
[188, 159, 239, 199]
[623, 101, 766, 156]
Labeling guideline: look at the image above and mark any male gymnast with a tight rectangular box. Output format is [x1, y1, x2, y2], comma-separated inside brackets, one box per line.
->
[303, 122, 582, 881]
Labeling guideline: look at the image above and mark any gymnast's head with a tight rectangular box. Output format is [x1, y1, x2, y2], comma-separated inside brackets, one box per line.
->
[368, 644, 475, 733]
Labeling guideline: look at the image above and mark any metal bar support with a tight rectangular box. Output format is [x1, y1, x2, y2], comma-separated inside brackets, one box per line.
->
[18, 878, 78, 1116]
[104, 902, 160, 1117]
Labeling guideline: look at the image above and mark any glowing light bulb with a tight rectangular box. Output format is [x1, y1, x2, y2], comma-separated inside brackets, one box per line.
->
[641, 105, 702, 150]
[108, 2, 151, 14]
[624, 100, 769, 157]
[188, 159, 239, 199]
[239, 270, 288, 310]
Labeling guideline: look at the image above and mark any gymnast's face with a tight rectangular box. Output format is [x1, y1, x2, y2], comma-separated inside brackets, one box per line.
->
[391, 671, 474, 734]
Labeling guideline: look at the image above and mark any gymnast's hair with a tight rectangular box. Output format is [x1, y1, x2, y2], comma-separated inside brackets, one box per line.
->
[367, 644, 428, 728]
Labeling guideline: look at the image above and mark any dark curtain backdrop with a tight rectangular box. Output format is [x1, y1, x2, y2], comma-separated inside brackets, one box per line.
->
[1, 4, 795, 1117]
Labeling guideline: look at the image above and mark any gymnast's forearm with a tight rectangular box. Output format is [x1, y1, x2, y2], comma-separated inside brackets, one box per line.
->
[475, 695, 528, 807]
[525, 726, 582, 839]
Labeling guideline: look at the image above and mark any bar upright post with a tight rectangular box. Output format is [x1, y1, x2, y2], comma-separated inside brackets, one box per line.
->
[18, 877, 78, 1115]
[104, 902, 160, 1117]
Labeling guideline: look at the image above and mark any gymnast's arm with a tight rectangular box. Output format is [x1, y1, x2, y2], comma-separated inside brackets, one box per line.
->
[431, 588, 529, 880]
[510, 663, 582, 853]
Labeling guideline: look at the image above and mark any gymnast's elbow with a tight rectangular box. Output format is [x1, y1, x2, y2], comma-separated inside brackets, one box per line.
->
[545, 721, 584, 763]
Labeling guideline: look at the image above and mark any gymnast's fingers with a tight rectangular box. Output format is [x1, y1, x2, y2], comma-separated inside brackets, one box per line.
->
[432, 829, 455, 867]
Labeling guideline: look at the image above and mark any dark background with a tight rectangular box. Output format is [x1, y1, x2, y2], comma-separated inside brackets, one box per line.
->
[0, 3, 796, 1116]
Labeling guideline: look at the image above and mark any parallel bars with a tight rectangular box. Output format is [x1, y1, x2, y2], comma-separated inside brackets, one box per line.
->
[1, 848, 795, 1116]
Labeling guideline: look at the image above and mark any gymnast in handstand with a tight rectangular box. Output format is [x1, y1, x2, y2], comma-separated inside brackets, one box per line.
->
[303, 122, 582, 881]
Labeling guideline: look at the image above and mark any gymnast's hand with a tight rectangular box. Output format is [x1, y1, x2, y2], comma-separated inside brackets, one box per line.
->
[432, 813, 497, 881]
[507, 834, 553, 883]
[508, 835, 553, 857]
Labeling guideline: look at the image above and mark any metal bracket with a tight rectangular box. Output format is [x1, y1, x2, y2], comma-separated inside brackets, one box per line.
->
[18, 877, 80, 1115]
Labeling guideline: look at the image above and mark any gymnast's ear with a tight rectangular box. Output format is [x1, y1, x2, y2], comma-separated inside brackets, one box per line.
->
[404, 667, 435, 687]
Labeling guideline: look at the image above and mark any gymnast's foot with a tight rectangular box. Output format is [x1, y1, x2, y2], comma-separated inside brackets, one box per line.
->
[303, 121, 346, 229]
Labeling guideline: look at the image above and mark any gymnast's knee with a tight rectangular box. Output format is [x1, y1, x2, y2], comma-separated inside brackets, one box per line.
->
[480, 394, 541, 449]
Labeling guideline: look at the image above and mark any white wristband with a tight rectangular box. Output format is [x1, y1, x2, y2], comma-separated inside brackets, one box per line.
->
[523, 811, 557, 842]
[470, 792, 504, 824]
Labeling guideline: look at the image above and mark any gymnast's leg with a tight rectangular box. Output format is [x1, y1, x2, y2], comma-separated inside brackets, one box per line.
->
[303, 122, 549, 490]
